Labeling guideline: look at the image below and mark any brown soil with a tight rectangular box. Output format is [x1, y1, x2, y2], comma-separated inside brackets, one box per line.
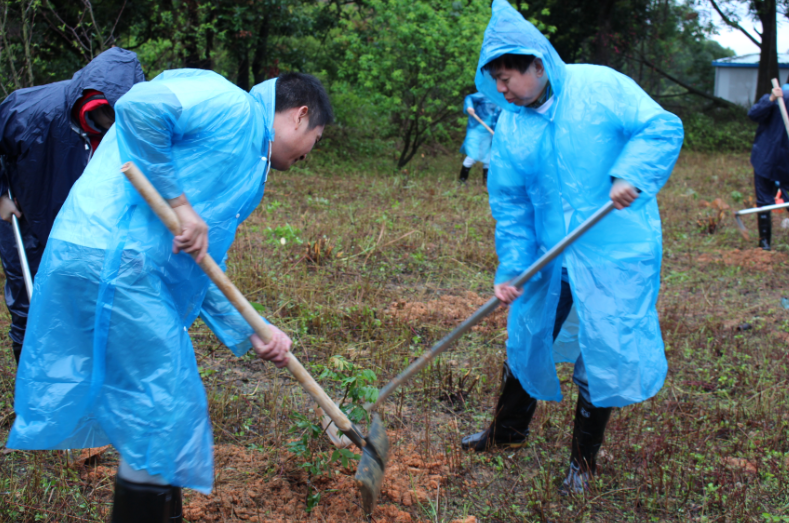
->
[385, 291, 507, 333]
[696, 248, 788, 272]
[182, 438, 452, 523]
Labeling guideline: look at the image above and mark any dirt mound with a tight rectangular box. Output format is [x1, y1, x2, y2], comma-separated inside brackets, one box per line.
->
[183, 440, 449, 522]
[385, 291, 507, 332]
[696, 248, 788, 272]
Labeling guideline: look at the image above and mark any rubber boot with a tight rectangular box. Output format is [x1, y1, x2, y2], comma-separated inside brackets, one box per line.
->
[758, 212, 772, 251]
[458, 165, 471, 184]
[12, 341, 22, 366]
[111, 476, 181, 523]
[482, 168, 488, 185]
[462, 362, 537, 451]
[560, 394, 612, 495]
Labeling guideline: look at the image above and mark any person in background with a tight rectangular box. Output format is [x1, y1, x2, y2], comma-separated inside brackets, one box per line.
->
[458, 92, 501, 185]
[0, 47, 145, 364]
[748, 82, 789, 250]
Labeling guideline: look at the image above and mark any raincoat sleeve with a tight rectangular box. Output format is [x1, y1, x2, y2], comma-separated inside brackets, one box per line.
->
[198, 259, 270, 357]
[114, 82, 185, 200]
[748, 94, 776, 123]
[489, 143, 538, 285]
[603, 73, 684, 208]
[463, 94, 475, 115]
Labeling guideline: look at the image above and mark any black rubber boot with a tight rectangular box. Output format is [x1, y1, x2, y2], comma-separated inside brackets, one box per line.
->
[560, 394, 612, 495]
[12, 341, 22, 365]
[482, 168, 488, 185]
[758, 212, 772, 251]
[462, 362, 537, 451]
[458, 165, 471, 183]
[111, 476, 181, 523]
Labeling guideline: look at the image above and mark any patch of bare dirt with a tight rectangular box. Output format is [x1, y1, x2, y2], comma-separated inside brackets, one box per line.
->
[696, 248, 788, 272]
[385, 292, 506, 333]
[182, 440, 450, 523]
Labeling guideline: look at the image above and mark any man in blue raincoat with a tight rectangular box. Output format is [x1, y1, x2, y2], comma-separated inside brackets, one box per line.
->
[8, 71, 332, 522]
[748, 82, 789, 250]
[0, 47, 144, 365]
[461, 0, 683, 494]
[458, 92, 501, 184]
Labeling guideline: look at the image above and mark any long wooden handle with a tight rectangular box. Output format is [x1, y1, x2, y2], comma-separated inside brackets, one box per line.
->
[470, 111, 495, 136]
[772, 79, 789, 142]
[120, 162, 354, 433]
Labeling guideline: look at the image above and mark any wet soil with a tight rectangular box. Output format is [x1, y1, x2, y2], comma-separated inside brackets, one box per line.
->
[385, 291, 507, 333]
[696, 248, 788, 272]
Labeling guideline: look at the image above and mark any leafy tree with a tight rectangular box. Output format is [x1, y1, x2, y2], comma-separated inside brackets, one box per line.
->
[337, 0, 547, 168]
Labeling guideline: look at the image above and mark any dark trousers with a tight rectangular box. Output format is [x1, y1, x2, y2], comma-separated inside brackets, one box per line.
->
[754, 173, 789, 208]
[0, 217, 45, 363]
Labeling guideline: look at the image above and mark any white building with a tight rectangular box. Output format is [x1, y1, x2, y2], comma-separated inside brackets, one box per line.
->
[712, 53, 789, 107]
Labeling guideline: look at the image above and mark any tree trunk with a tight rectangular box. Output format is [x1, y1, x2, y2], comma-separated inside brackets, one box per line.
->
[236, 48, 251, 91]
[754, 0, 779, 102]
[251, 16, 270, 85]
[593, 0, 617, 66]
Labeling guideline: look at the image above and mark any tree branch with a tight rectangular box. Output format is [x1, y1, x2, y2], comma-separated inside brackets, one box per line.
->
[630, 54, 739, 108]
[708, 0, 761, 47]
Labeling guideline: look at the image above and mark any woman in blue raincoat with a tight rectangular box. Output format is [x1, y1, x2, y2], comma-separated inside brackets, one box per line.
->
[8, 71, 333, 522]
[458, 92, 501, 184]
[461, 0, 683, 494]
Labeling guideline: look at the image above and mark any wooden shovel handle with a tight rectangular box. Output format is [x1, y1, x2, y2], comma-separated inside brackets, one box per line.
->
[470, 111, 495, 136]
[120, 161, 354, 432]
[772, 79, 789, 142]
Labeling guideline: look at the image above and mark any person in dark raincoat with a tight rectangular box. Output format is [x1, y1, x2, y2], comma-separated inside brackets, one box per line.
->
[458, 92, 501, 184]
[748, 82, 789, 250]
[8, 70, 332, 522]
[460, 0, 683, 494]
[0, 47, 145, 365]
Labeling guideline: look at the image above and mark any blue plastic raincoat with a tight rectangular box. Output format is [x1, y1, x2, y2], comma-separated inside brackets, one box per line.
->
[478, 0, 683, 408]
[8, 69, 277, 493]
[460, 92, 501, 164]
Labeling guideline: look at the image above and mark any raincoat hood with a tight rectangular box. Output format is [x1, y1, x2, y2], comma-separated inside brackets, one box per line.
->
[249, 78, 277, 142]
[66, 47, 145, 108]
[475, 0, 565, 113]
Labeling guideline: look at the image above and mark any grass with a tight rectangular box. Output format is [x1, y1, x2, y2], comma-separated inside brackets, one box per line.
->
[1, 149, 789, 522]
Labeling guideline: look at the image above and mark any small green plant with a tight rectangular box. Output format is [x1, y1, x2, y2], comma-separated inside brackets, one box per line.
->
[264, 224, 303, 246]
[286, 357, 376, 512]
[731, 190, 744, 203]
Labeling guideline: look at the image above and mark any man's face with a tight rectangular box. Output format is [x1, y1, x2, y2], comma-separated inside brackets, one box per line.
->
[270, 106, 324, 171]
[491, 59, 548, 106]
[90, 105, 115, 132]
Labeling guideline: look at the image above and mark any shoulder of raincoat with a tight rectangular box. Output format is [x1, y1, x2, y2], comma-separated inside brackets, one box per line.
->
[9, 70, 277, 494]
[477, 0, 683, 408]
[0, 47, 144, 244]
[748, 90, 789, 182]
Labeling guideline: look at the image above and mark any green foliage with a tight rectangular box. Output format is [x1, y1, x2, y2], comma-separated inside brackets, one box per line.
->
[264, 224, 304, 246]
[286, 356, 373, 512]
[336, 0, 493, 167]
[681, 110, 756, 153]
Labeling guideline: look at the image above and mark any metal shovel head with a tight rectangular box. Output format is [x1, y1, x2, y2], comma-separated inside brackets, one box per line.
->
[355, 414, 389, 516]
[733, 213, 750, 240]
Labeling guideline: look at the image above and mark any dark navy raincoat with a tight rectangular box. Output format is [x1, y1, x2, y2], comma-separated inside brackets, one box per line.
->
[0, 48, 144, 354]
[748, 85, 789, 183]
[478, 0, 684, 407]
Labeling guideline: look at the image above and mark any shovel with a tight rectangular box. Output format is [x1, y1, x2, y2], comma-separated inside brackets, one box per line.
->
[121, 162, 388, 516]
[733, 202, 789, 240]
[370, 200, 616, 412]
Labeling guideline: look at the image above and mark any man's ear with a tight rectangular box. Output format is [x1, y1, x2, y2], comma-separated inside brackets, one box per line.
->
[534, 58, 545, 76]
[295, 105, 309, 128]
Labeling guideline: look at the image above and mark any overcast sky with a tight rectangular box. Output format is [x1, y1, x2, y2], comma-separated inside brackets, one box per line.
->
[696, 3, 788, 58]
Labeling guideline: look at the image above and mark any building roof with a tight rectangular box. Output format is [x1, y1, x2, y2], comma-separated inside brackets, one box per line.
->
[712, 53, 789, 68]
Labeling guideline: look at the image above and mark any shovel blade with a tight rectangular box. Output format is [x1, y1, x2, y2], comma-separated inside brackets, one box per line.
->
[355, 414, 389, 516]
[734, 213, 750, 240]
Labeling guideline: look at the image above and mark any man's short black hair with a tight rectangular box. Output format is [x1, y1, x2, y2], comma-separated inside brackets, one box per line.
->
[275, 72, 334, 128]
[482, 54, 537, 75]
